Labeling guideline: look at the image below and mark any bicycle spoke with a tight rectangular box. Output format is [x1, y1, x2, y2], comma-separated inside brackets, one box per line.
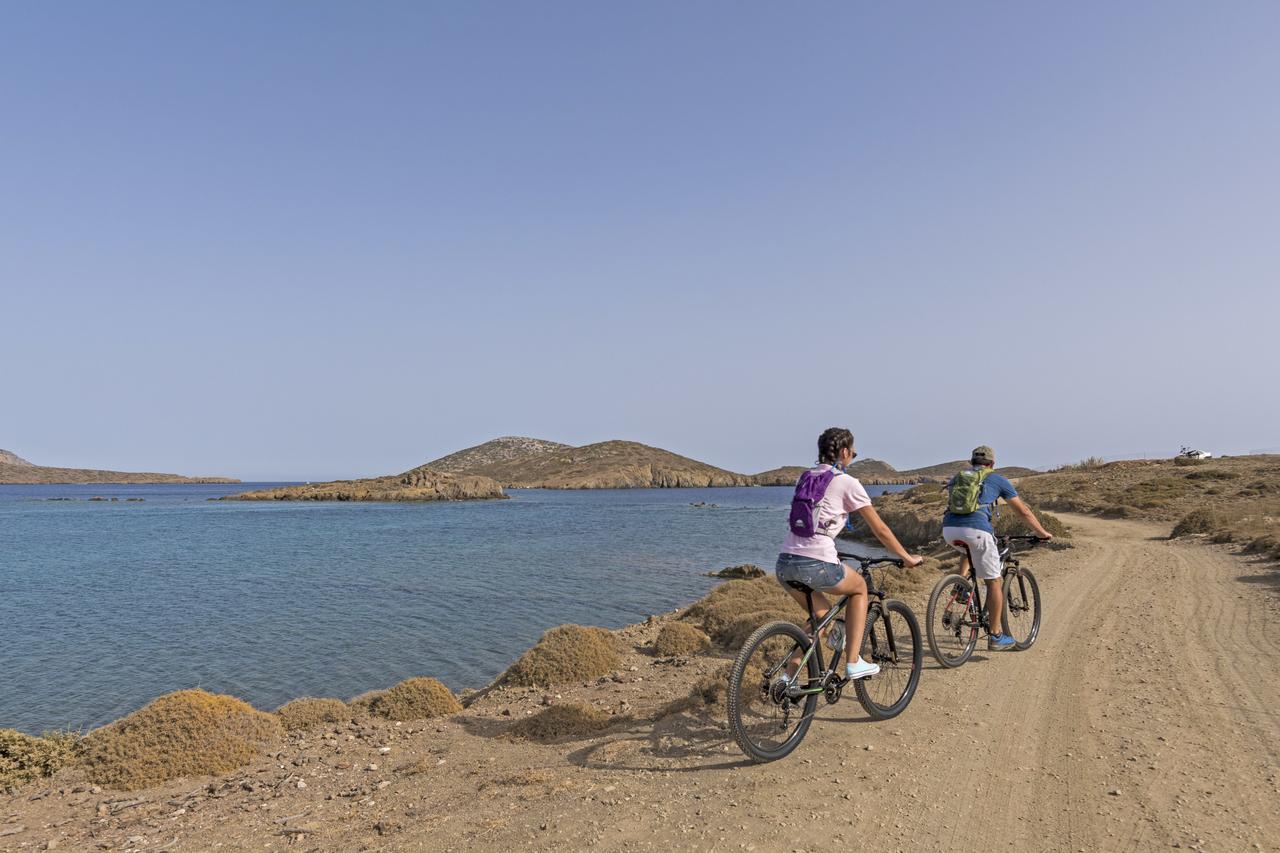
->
[727, 623, 820, 761]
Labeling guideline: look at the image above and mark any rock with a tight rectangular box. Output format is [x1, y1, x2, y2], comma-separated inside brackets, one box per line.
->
[706, 564, 766, 579]
[296, 780, 307, 790]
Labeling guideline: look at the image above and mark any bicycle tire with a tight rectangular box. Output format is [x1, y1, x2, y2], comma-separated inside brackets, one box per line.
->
[926, 573, 979, 668]
[726, 620, 820, 763]
[1002, 566, 1041, 650]
[854, 599, 923, 720]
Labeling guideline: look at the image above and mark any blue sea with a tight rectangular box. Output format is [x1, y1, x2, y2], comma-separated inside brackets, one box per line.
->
[0, 483, 905, 735]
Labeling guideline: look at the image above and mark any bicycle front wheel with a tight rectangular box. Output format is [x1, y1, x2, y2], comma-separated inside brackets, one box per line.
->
[926, 574, 979, 668]
[726, 620, 820, 763]
[854, 599, 923, 720]
[1002, 567, 1041, 650]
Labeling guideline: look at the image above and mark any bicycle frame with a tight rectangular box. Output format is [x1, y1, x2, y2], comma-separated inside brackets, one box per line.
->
[954, 538, 1031, 635]
[785, 558, 895, 696]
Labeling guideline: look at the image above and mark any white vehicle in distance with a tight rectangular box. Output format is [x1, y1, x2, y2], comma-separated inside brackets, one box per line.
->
[1179, 446, 1213, 460]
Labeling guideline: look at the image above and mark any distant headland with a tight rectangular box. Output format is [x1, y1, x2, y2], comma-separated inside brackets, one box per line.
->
[0, 449, 239, 485]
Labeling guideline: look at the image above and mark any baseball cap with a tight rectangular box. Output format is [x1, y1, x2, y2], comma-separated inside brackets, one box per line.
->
[971, 446, 995, 466]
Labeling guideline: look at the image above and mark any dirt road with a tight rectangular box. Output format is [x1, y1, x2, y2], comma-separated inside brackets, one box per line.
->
[4, 515, 1278, 851]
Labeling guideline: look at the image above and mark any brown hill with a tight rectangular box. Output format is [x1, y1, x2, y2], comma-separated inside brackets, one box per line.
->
[0, 449, 33, 466]
[426, 437, 571, 475]
[484, 440, 752, 489]
[224, 464, 505, 502]
[893, 460, 1040, 483]
[750, 458, 906, 486]
[0, 451, 238, 484]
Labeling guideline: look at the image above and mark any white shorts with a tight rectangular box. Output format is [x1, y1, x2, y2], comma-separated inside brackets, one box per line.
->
[942, 526, 1002, 581]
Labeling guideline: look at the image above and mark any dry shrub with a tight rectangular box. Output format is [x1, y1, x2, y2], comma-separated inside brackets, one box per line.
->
[79, 689, 282, 791]
[995, 508, 1070, 540]
[275, 697, 349, 731]
[653, 622, 711, 656]
[1174, 456, 1206, 467]
[862, 507, 941, 550]
[1184, 469, 1239, 481]
[1, 729, 77, 793]
[371, 678, 462, 721]
[718, 608, 804, 649]
[668, 660, 765, 715]
[680, 579, 799, 646]
[506, 702, 615, 743]
[498, 624, 621, 687]
[1171, 508, 1223, 538]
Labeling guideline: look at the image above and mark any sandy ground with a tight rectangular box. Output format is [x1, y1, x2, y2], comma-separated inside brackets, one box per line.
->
[4, 514, 1278, 852]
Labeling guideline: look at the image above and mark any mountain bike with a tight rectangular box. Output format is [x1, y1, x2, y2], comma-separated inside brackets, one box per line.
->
[925, 534, 1044, 667]
[726, 550, 923, 763]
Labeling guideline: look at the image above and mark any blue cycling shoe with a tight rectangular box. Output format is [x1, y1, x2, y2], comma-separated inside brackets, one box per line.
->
[987, 633, 1016, 650]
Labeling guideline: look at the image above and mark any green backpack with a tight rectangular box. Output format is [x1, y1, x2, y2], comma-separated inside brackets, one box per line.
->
[947, 467, 994, 515]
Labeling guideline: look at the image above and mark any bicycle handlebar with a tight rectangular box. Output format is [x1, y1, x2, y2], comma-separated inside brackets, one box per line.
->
[835, 550, 904, 568]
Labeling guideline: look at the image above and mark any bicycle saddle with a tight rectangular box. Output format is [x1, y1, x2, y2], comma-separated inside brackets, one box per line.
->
[785, 580, 815, 593]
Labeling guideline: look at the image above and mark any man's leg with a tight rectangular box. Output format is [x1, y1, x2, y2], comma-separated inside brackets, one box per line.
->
[985, 578, 1003, 636]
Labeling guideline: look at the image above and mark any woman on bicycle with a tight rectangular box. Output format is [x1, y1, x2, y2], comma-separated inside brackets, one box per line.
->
[776, 427, 923, 680]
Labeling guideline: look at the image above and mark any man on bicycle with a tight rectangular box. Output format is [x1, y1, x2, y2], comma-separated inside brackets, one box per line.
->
[941, 445, 1052, 650]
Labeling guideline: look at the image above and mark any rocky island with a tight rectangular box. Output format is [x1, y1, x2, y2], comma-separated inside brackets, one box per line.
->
[0, 449, 239, 484]
[223, 463, 505, 502]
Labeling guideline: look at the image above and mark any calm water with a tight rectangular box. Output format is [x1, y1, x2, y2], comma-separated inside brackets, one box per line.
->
[0, 482, 904, 734]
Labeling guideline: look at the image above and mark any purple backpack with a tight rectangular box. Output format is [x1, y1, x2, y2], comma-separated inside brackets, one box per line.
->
[788, 467, 840, 538]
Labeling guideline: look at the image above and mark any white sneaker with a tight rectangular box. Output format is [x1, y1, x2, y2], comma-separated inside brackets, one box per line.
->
[845, 657, 880, 680]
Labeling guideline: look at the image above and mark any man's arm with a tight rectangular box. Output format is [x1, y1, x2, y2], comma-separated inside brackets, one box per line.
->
[1006, 496, 1053, 539]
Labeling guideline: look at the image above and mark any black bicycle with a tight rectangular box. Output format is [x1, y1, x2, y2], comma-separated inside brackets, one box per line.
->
[925, 534, 1044, 668]
[726, 551, 923, 763]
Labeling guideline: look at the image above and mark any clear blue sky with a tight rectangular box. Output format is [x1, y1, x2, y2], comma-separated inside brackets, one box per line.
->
[3, 2, 1277, 480]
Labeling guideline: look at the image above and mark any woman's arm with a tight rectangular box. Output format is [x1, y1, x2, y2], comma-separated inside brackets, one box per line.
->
[855, 505, 923, 566]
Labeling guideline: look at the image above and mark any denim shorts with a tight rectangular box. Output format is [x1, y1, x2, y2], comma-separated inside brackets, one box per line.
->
[775, 552, 846, 591]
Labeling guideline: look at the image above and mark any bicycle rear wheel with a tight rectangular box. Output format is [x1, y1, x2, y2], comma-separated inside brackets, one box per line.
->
[726, 620, 820, 763]
[854, 599, 923, 720]
[926, 574, 979, 668]
[1002, 567, 1041, 650]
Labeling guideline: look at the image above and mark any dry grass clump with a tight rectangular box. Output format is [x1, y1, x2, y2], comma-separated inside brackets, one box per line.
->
[1171, 501, 1280, 559]
[1054, 457, 1107, 472]
[275, 697, 350, 731]
[498, 624, 621, 687]
[1173, 455, 1206, 467]
[653, 622, 712, 656]
[79, 689, 282, 790]
[1, 729, 77, 793]
[371, 678, 462, 721]
[506, 702, 615, 743]
[680, 579, 799, 646]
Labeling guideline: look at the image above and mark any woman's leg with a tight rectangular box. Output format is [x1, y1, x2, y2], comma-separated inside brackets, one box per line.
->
[822, 566, 868, 666]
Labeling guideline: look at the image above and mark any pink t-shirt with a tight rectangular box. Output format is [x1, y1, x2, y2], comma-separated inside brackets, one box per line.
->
[782, 466, 873, 563]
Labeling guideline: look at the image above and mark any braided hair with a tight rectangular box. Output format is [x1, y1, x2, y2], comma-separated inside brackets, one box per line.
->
[817, 427, 854, 465]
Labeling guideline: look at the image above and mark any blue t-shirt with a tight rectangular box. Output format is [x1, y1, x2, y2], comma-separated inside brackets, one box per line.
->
[941, 471, 1018, 535]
